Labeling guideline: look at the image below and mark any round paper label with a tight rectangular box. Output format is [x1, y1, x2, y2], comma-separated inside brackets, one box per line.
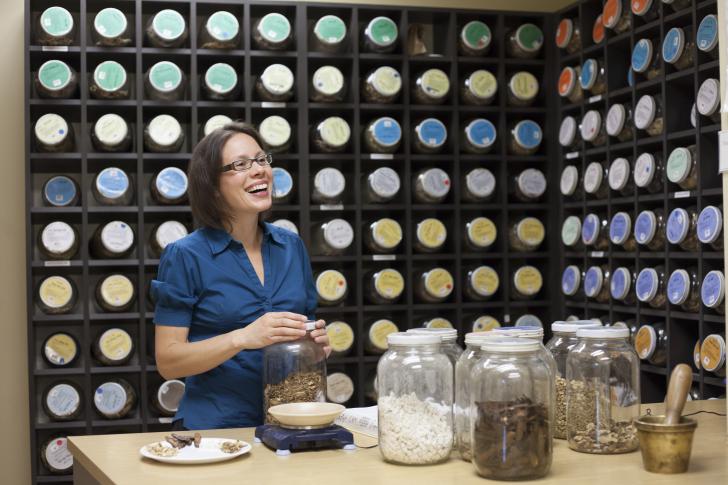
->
[259, 115, 291, 148]
[205, 63, 237, 95]
[603, 0, 622, 29]
[515, 23, 543, 52]
[583, 162, 604, 194]
[666, 147, 692, 184]
[420, 68, 450, 99]
[39, 276, 73, 309]
[609, 212, 631, 245]
[516, 217, 545, 247]
[371, 66, 401, 97]
[470, 266, 499, 297]
[468, 70, 497, 99]
[100, 221, 134, 254]
[633, 152, 655, 188]
[148, 114, 182, 147]
[584, 266, 604, 297]
[611, 267, 631, 300]
[636, 268, 658, 302]
[319, 117, 351, 148]
[606, 104, 626, 136]
[271, 219, 298, 235]
[94, 114, 127, 146]
[314, 167, 346, 199]
[467, 217, 496, 248]
[634, 95, 657, 129]
[323, 219, 354, 249]
[100, 275, 134, 308]
[559, 116, 577, 146]
[697, 78, 720, 116]
[634, 210, 657, 245]
[374, 269, 404, 299]
[155, 167, 188, 200]
[667, 269, 689, 305]
[273, 166, 294, 196]
[40, 6, 74, 37]
[514, 266, 543, 296]
[94, 8, 127, 39]
[561, 216, 581, 246]
[421, 168, 451, 199]
[662, 27, 685, 64]
[369, 167, 400, 199]
[592, 14, 605, 44]
[258, 13, 291, 44]
[44, 176, 76, 207]
[369, 320, 397, 350]
[38, 60, 72, 91]
[609, 157, 630, 191]
[558, 67, 576, 97]
[698, 206, 722, 244]
[370, 117, 402, 147]
[580, 59, 598, 90]
[371, 218, 402, 249]
[510, 71, 538, 101]
[94, 60, 127, 93]
[581, 213, 600, 245]
[631, 39, 653, 73]
[152, 9, 186, 41]
[204, 115, 232, 136]
[464, 118, 496, 148]
[94, 382, 128, 415]
[472, 316, 500, 332]
[314, 15, 346, 45]
[555, 18, 573, 48]
[44, 333, 77, 366]
[666, 208, 689, 244]
[95, 167, 129, 201]
[465, 168, 495, 199]
[701, 271, 725, 308]
[261, 64, 294, 95]
[517, 168, 546, 198]
[462, 20, 491, 50]
[560, 165, 578, 196]
[424, 268, 454, 298]
[316, 270, 347, 302]
[562, 265, 581, 296]
[155, 221, 188, 249]
[513, 120, 542, 150]
[417, 218, 447, 249]
[206, 11, 239, 42]
[46, 383, 80, 418]
[35, 113, 69, 147]
[367, 16, 397, 47]
[416, 118, 447, 148]
[697, 14, 718, 52]
[313, 65, 344, 96]
[326, 321, 354, 353]
[41, 221, 75, 255]
[44, 437, 73, 471]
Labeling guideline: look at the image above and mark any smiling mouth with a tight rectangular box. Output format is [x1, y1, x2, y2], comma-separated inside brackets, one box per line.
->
[246, 183, 269, 194]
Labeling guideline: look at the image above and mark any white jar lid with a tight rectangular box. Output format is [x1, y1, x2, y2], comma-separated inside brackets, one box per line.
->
[45, 383, 80, 418]
[313, 65, 344, 96]
[41, 221, 76, 255]
[580, 110, 602, 142]
[697, 78, 720, 117]
[465, 168, 495, 199]
[583, 162, 604, 194]
[35, 113, 69, 147]
[517, 168, 546, 199]
[560, 165, 579, 196]
[157, 379, 185, 413]
[155, 221, 188, 250]
[259, 115, 291, 148]
[148, 114, 182, 148]
[576, 326, 629, 339]
[559, 116, 577, 147]
[100, 220, 134, 254]
[368, 167, 400, 199]
[608, 157, 631, 191]
[94, 381, 129, 415]
[481, 338, 540, 353]
[270, 218, 298, 235]
[606, 103, 627, 136]
[94, 113, 128, 147]
[322, 218, 354, 250]
[407, 327, 457, 342]
[634, 95, 657, 130]
[387, 332, 440, 346]
[633, 152, 656, 188]
[551, 320, 602, 334]
[420, 168, 451, 199]
[314, 167, 346, 200]
[260, 63, 294, 95]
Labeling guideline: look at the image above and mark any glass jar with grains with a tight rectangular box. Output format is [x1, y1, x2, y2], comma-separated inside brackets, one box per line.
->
[415, 267, 454, 303]
[311, 15, 347, 53]
[413, 69, 450, 105]
[581, 213, 609, 250]
[362, 16, 398, 53]
[365, 167, 400, 203]
[666, 146, 698, 190]
[608, 157, 635, 196]
[631, 0, 659, 21]
[462, 118, 496, 154]
[631, 39, 662, 80]
[312, 218, 354, 256]
[311, 167, 346, 204]
[464, 217, 497, 251]
[145, 9, 188, 48]
[365, 218, 403, 254]
[698, 205, 723, 250]
[634, 209, 666, 251]
[462, 168, 496, 202]
[256, 64, 295, 102]
[508, 71, 539, 106]
[35, 60, 78, 99]
[558, 67, 583, 104]
[634, 94, 664, 136]
[636, 266, 667, 308]
[509, 217, 545, 252]
[559, 116, 579, 149]
[606, 104, 634, 142]
[580, 58, 606, 95]
[312, 116, 351, 153]
[506, 23, 544, 59]
[362, 66, 402, 103]
[580, 110, 607, 147]
[697, 78, 721, 124]
[662, 27, 695, 71]
[633, 152, 664, 194]
[561, 215, 582, 249]
[603, 0, 632, 33]
[666, 206, 700, 252]
[611, 267, 637, 305]
[560, 165, 582, 200]
[365, 268, 405, 304]
[634, 323, 667, 366]
[555, 18, 581, 54]
[512, 168, 546, 202]
[562, 265, 583, 299]
[512, 266, 543, 300]
[199, 11, 240, 49]
[414, 168, 450, 203]
[252, 13, 293, 50]
[701, 271, 725, 314]
[584, 265, 611, 303]
[35, 6, 76, 46]
[697, 14, 719, 59]
[459, 20, 492, 56]
[700, 334, 726, 377]
[363, 117, 402, 154]
[609, 212, 637, 251]
[34, 113, 75, 153]
[415, 218, 447, 253]
[583, 161, 608, 199]
[464, 265, 500, 301]
[315, 269, 348, 306]
[310, 65, 346, 103]
[413, 118, 447, 154]
[509, 120, 542, 155]
[592, 14, 605, 44]
[461, 69, 497, 105]
[667, 267, 701, 313]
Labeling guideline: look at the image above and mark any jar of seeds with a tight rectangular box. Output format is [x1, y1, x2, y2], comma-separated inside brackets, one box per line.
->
[584, 265, 611, 303]
[608, 157, 635, 196]
[35, 60, 78, 99]
[414, 168, 450, 203]
[146, 9, 188, 48]
[634, 209, 666, 251]
[415, 267, 454, 302]
[667, 267, 701, 313]
[311, 167, 346, 204]
[700, 334, 726, 377]
[631, 0, 659, 21]
[512, 168, 546, 202]
[312, 218, 354, 255]
[365, 268, 405, 304]
[365, 218, 403, 254]
[90, 60, 130, 100]
[464, 265, 500, 301]
[415, 218, 447, 253]
[636, 266, 667, 308]
[512, 265, 543, 300]
[662, 27, 695, 71]
[315, 269, 348, 306]
[144, 60, 186, 101]
[666, 206, 700, 252]
[580, 110, 607, 147]
[611, 267, 637, 305]
[34, 113, 74, 153]
[606, 103, 634, 142]
[609, 212, 637, 251]
[312, 116, 351, 153]
[698, 205, 723, 250]
[35, 6, 75, 46]
[633, 152, 664, 193]
[259, 115, 292, 154]
[631, 38, 662, 80]
[592, 14, 605, 44]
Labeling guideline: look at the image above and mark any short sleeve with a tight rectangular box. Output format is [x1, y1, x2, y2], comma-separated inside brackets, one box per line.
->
[151, 243, 199, 326]
[298, 237, 318, 320]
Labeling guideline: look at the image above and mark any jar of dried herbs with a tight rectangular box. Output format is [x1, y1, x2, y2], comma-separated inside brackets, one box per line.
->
[611, 267, 637, 305]
[634, 94, 663, 136]
[362, 66, 402, 104]
[559, 116, 579, 149]
[252, 12, 293, 50]
[609, 212, 637, 251]
[631, 0, 659, 21]
[584, 265, 611, 303]
[701, 271, 726, 314]
[459, 20, 492, 56]
[608, 157, 634, 196]
[666, 145, 698, 190]
[580, 58, 606, 95]
[606, 103, 634, 142]
[634, 323, 667, 366]
[631, 38, 662, 80]
[461, 69, 497, 106]
[634, 209, 666, 251]
[633, 152, 664, 193]
[558, 66, 583, 104]
[666, 206, 700, 252]
[698, 205, 723, 250]
[697, 78, 721, 124]
[555, 18, 581, 54]
[560, 165, 582, 199]
[636, 265, 667, 308]
[662, 27, 695, 71]
[561, 265, 583, 299]
[583, 161, 608, 198]
[697, 14, 719, 59]
[506, 23, 544, 59]
[667, 267, 701, 313]
[581, 213, 609, 250]
[561, 215, 582, 249]
[602, 0, 631, 34]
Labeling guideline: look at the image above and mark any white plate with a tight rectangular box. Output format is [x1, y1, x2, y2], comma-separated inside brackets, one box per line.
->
[140, 438, 252, 464]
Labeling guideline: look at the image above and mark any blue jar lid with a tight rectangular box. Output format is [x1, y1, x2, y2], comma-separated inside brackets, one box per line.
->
[634, 210, 657, 245]
[155, 167, 188, 200]
[272, 167, 293, 199]
[610, 267, 631, 300]
[698, 205, 722, 244]
[701, 270, 725, 308]
[636, 267, 659, 303]
[580, 58, 598, 90]
[44, 175, 77, 207]
[662, 27, 686, 65]
[666, 207, 689, 245]
[667, 269, 690, 305]
[513, 120, 542, 150]
[371, 117, 402, 148]
[465, 118, 496, 149]
[631, 38, 653, 73]
[627, 67, 635, 87]
[562, 265, 581, 296]
[95, 167, 129, 200]
[584, 266, 604, 298]
[581, 213, 600, 245]
[416, 118, 447, 148]
[609, 212, 632, 245]
[697, 14, 718, 53]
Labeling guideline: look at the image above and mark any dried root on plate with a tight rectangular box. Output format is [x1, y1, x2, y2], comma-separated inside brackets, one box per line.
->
[146, 442, 179, 457]
[220, 440, 245, 454]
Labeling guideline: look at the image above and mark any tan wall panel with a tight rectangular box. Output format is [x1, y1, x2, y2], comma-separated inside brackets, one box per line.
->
[304, 0, 574, 12]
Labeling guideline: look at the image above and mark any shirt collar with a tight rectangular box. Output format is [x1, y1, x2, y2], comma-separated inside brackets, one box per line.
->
[204, 222, 283, 255]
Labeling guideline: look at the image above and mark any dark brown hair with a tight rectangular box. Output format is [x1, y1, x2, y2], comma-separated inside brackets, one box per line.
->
[188, 121, 267, 231]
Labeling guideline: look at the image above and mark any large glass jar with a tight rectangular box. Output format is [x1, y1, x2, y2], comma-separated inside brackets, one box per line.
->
[508, 71, 539, 106]
[608, 157, 634, 196]
[560, 165, 582, 200]
[666, 206, 699, 252]
[584, 265, 611, 303]
[256, 64, 295, 102]
[35, 6, 75, 46]
[464, 216, 497, 251]
[566, 327, 640, 454]
[562, 215, 582, 249]
[667, 267, 701, 313]
[634, 209, 666, 251]
[556, 18, 581, 54]
[611, 267, 637, 305]
[506, 23, 544, 59]
[509, 120, 542, 155]
[263, 321, 326, 424]
[415, 267, 454, 303]
[666, 145, 698, 190]
[633, 152, 664, 194]
[199, 11, 240, 49]
[634, 323, 667, 365]
[606, 104, 634, 142]
[697, 14, 719, 59]
[562, 265, 583, 299]
[697, 78, 721, 124]
[407, 328, 462, 366]
[365, 167, 400, 203]
[698, 205, 723, 250]
[603, 0, 631, 33]
[471, 339, 553, 479]
[145, 9, 188, 48]
[378, 333, 453, 465]
[634, 94, 664, 136]
[459, 20, 492, 56]
[35, 60, 78, 99]
[558, 67, 583, 104]
[559, 116, 579, 149]
[662, 27, 695, 71]
[609, 212, 637, 251]
[580, 58, 606, 95]
[636, 265, 667, 308]
[580, 110, 607, 147]
[92, 8, 132, 47]
[631, 38, 662, 80]
[632, 0, 659, 21]
[364, 117, 402, 154]
[583, 161, 608, 198]
[312, 116, 351, 153]
[581, 213, 609, 250]
[702, 271, 726, 314]
[311, 167, 345, 204]
[462, 118, 496, 154]
[413, 118, 447, 154]
[311, 15, 347, 53]
[464, 265, 500, 301]
[461, 70, 497, 105]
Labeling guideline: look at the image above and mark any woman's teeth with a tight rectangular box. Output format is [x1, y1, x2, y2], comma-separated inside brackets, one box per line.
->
[246, 183, 268, 194]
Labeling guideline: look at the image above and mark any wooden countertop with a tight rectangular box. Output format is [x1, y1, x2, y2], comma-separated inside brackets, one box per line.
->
[69, 400, 728, 485]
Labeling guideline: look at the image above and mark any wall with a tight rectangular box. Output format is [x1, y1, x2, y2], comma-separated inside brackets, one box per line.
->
[305, 0, 576, 11]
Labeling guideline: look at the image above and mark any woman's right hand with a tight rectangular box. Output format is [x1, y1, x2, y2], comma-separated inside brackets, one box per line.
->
[232, 312, 308, 350]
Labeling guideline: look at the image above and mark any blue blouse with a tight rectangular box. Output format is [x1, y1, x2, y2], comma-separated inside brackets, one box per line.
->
[151, 223, 317, 430]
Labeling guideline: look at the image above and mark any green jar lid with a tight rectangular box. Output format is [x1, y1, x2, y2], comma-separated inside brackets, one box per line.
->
[149, 61, 182, 93]
[94, 7, 127, 39]
[366, 16, 397, 47]
[38, 60, 72, 92]
[40, 6, 74, 38]
[93, 60, 127, 93]
[461, 20, 491, 51]
[666, 147, 692, 184]
[152, 9, 186, 41]
[314, 15, 347, 45]
[258, 13, 292, 44]
[515, 23, 544, 53]
[205, 11, 239, 42]
[205, 63, 237, 95]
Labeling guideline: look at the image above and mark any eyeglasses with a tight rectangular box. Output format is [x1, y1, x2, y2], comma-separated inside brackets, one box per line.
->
[220, 153, 273, 172]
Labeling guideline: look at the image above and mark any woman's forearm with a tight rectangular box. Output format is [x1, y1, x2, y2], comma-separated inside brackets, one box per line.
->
[156, 330, 245, 380]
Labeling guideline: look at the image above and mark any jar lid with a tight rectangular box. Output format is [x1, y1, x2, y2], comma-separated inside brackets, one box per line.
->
[509, 71, 538, 101]
[205, 63, 237, 95]
[697, 78, 720, 117]
[416, 218, 447, 249]
[636, 267, 659, 302]
[560, 165, 579, 196]
[580, 110, 602, 143]
[44, 176, 77, 207]
[44, 333, 78, 366]
[35, 113, 69, 147]
[371, 218, 402, 250]
[415, 118, 447, 149]
[635, 325, 658, 360]
[667, 268, 690, 305]
[694, 340, 702, 370]
[662, 27, 686, 64]
[561, 215, 582, 247]
[606, 104, 627, 137]
[312, 65, 344, 97]
[472, 316, 500, 332]
[576, 326, 629, 339]
[627, 67, 635, 87]
[481, 338, 540, 353]
[45, 383, 80, 418]
[516, 217, 545, 247]
[634, 95, 657, 130]
[423, 267, 454, 299]
[611, 267, 632, 300]
[516, 315, 542, 328]
[370, 66, 401, 97]
[465, 168, 495, 199]
[41, 221, 76, 255]
[368, 167, 400, 199]
[701, 334, 726, 372]
[270, 219, 298, 235]
[425, 318, 453, 329]
[469, 265, 499, 297]
[314, 167, 346, 199]
[466, 216, 496, 248]
[631, 39, 654, 74]
[592, 14, 605, 44]
[555, 18, 574, 49]
[373, 269, 404, 301]
[205, 11, 239, 42]
[271, 167, 293, 199]
[580, 59, 599, 90]
[157, 379, 185, 414]
[326, 373, 354, 404]
[94, 113, 128, 147]
[465, 331, 499, 344]
[93, 60, 127, 95]
[155, 167, 188, 200]
[513, 265, 542, 296]
[697, 14, 719, 52]
[418, 68, 450, 100]
[94, 167, 128, 202]
[387, 332, 439, 346]
[148, 61, 182, 94]
[100, 220, 134, 254]
[365, 16, 398, 48]
[581, 213, 600, 246]
[631, 0, 655, 16]
[698, 205, 722, 244]
[610, 212, 632, 245]
[259, 115, 291, 148]
[467, 70, 497, 100]
[147, 114, 182, 148]
[260, 63, 294, 95]
[559, 116, 577, 147]
[667, 147, 693, 184]
[691, 102, 697, 128]
[408, 327, 458, 342]
[43, 437, 72, 472]
[514, 23, 543, 53]
[155, 221, 188, 250]
[464, 118, 496, 149]
[40, 6, 74, 37]
[369, 117, 402, 148]
[461, 20, 492, 51]
[701, 270, 725, 308]
[602, 0, 623, 29]
[583, 161, 604, 194]
[513, 120, 542, 150]
[609, 157, 631, 191]
[558, 67, 577, 97]
[97, 327, 133, 361]
[318, 116, 351, 148]
[493, 325, 543, 338]
[204, 115, 232, 136]
[634, 210, 657, 245]
[584, 266, 605, 298]
[562, 265, 581, 296]
[666, 208, 690, 245]
[39, 277, 73, 311]
[152, 9, 186, 42]
[257, 12, 292, 45]
[552, 320, 602, 333]
[94, 381, 129, 415]
[316, 269, 347, 302]
[99, 274, 135, 309]
[326, 321, 354, 353]
[633, 152, 656, 188]
[419, 168, 451, 199]
[313, 15, 346, 46]
[38, 60, 72, 92]
[322, 218, 354, 250]
[517, 168, 546, 199]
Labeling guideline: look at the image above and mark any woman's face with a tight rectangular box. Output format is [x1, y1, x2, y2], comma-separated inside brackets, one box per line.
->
[218, 133, 273, 217]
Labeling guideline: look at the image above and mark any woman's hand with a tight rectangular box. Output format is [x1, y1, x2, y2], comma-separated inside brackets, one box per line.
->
[309, 319, 332, 358]
[232, 312, 308, 350]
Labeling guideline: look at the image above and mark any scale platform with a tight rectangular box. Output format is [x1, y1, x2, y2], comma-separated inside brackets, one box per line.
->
[254, 424, 356, 456]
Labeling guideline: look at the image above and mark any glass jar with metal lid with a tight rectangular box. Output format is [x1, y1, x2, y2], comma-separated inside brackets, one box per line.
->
[202, 114, 232, 138]
[413, 68, 450, 105]
[558, 66, 583, 104]
[40, 434, 73, 474]
[91, 220, 135, 259]
[271, 166, 294, 203]
[636, 266, 667, 308]
[509, 217, 545, 252]
[631, 0, 659, 21]
[634, 323, 667, 365]
[364, 116, 401, 153]
[631, 39, 662, 80]
[43, 381, 82, 421]
[39, 221, 79, 260]
[415, 218, 447, 253]
[609, 212, 637, 251]
[144, 114, 184, 153]
[95, 274, 136, 313]
[581, 213, 609, 250]
[634, 94, 663, 136]
[94, 379, 136, 420]
[702, 270, 725, 314]
[611, 267, 637, 305]
[313, 218, 354, 255]
[90, 60, 129, 100]
[414, 168, 450, 203]
[464, 265, 500, 301]
[666, 145, 698, 190]
[691, 103, 697, 128]
[150, 221, 188, 257]
[462, 167, 495, 202]
[700, 334, 726, 377]
[512, 168, 546, 202]
[561, 215, 582, 249]
[259, 115, 291, 154]
[697, 14, 719, 59]
[697, 78, 721, 124]
[35, 60, 77, 99]
[506, 23, 544, 58]
[634, 209, 665, 250]
[145, 9, 188, 48]
[326, 321, 354, 357]
[515, 315, 543, 328]
[666, 206, 700, 252]
[562, 265, 583, 299]
[252, 12, 293, 50]
[362, 16, 398, 53]
[556, 18, 581, 53]
[362, 66, 402, 103]
[583, 161, 608, 198]
[327, 372, 355, 404]
[202, 62, 240, 101]
[91, 114, 131, 152]
[584, 266, 611, 303]
[365, 167, 400, 203]
[152, 379, 185, 417]
[256, 63, 294, 101]
[199, 10, 240, 49]
[271, 219, 298, 235]
[413, 118, 447, 154]
[559, 116, 579, 149]
[509, 119, 542, 155]
[694, 339, 703, 371]
[464, 216, 497, 251]
[415, 267, 454, 302]
[592, 14, 605, 44]
[633, 152, 664, 193]
[43, 332, 79, 367]
[459, 20, 492, 56]
[43, 175, 79, 208]
[580, 110, 607, 147]
[512, 265, 543, 300]
[560, 165, 582, 200]
[470, 315, 500, 333]
[34, 113, 74, 153]
[508, 71, 539, 106]
[608, 157, 634, 196]
[366, 319, 399, 354]
[35, 6, 75, 46]
[366, 268, 405, 304]
[377, 332, 453, 465]
[461, 69, 497, 106]
[580, 58, 606, 95]
[603, 0, 632, 33]
[93, 327, 134, 365]
[310, 65, 346, 103]
[312, 116, 350, 152]
[698, 205, 723, 250]
[151, 167, 188, 205]
[37, 276, 77, 314]
[311, 15, 347, 53]
[663, 27, 695, 71]
[462, 118, 496, 154]
[315, 269, 348, 306]
[407, 327, 462, 365]
[667, 267, 701, 312]
[365, 218, 402, 253]
[312, 167, 346, 204]
[422, 317, 454, 329]
[606, 103, 634, 142]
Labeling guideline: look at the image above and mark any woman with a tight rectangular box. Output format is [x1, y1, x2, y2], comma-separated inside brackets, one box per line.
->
[152, 122, 330, 430]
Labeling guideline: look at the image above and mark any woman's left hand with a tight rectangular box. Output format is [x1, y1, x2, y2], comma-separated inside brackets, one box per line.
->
[309, 320, 331, 358]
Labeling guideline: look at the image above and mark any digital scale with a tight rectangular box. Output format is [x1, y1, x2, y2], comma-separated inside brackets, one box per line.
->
[254, 424, 356, 456]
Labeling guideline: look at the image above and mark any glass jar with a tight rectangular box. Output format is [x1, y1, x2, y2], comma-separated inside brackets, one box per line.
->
[40, 434, 73, 475]
[461, 70, 497, 105]
[39, 221, 79, 260]
[93, 327, 134, 364]
[508, 71, 539, 106]
[415, 218, 447, 253]
[634, 209, 665, 251]
[145, 9, 187, 48]
[697, 15, 719, 59]
[666, 206, 699, 252]
[144, 115, 184, 153]
[634, 94, 664, 136]
[365, 167, 400, 203]
[413, 118, 447, 154]
[606, 104, 634, 142]
[35, 6, 75, 46]
[252, 12, 293, 50]
[413, 68, 450, 105]
[584, 265, 611, 303]
[663, 27, 695, 71]
[199, 10, 240, 49]
[150, 221, 188, 257]
[698, 205, 723, 250]
[702, 271, 726, 314]
[697, 78, 721, 124]
[512, 168, 546, 202]
[581, 213, 609, 250]
[201, 63, 239, 101]
[311, 168, 346, 204]
[561, 215, 582, 249]
[609, 212, 637, 251]
[327, 372, 354, 404]
[365, 218, 403, 253]
[631, 39, 662, 80]
[377, 333, 453, 465]
[256, 64, 294, 102]
[202, 114, 232, 138]
[471, 315, 500, 333]
[312, 116, 351, 153]
[634, 323, 667, 365]
[471, 339, 553, 479]
[636, 266, 667, 308]
[90, 60, 130, 100]
[562, 265, 583, 299]
[506, 23, 544, 59]
[560, 165, 582, 199]
[694, 340, 703, 371]
[34, 113, 74, 153]
[667, 267, 701, 312]
[91, 114, 131, 153]
[91, 221, 135, 259]
[326, 321, 354, 357]
[583, 161, 609, 198]
[700, 334, 726, 377]
[43, 175, 79, 208]
[406, 328, 462, 366]
[43, 332, 79, 367]
[666, 145, 698, 190]
[509, 120, 542, 155]
[363, 117, 402, 154]
[271, 219, 298, 235]
[366, 319, 399, 354]
[556, 18, 581, 54]
[365, 268, 405, 304]
[311, 15, 347, 53]
[362, 16, 398, 53]
[362, 66, 401, 104]
[603, 0, 632, 33]
[151, 167, 187, 205]
[608, 157, 634, 196]
[559, 116, 579, 149]
[566, 327, 640, 454]
[631, 0, 659, 21]
[37, 276, 76, 315]
[415, 267, 454, 302]
[414, 168, 450, 203]
[463, 168, 495, 202]
[509, 217, 545, 252]
[420, 317, 453, 330]
[512, 265, 543, 300]
[312, 219, 354, 255]
[633, 152, 664, 194]
[611, 267, 637, 305]
[94, 379, 136, 419]
[558, 67, 583, 104]
[43, 381, 82, 421]
[462, 118, 496, 154]
[96, 274, 136, 313]
[315, 269, 348, 306]
[459, 20, 492, 56]
[152, 379, 185, 417]
[35, 60, 78, 99]
[263, 321, 326, 424]
[259, 115, 292, 154]
[580, 58, 606, 95]
[580, 110, 607, 147]
[464, 216, 497, 251]
[592, 14, 605, 44]
[464, 265, 500, 301]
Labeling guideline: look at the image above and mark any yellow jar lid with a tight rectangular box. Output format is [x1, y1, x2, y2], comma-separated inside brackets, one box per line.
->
[419, 68, 450, 99]
[513, 266, 542, 296]
[416, 218, 447, 250]
[425, 317, 453, 329]
[326, 321, 354, 353]
[701, 334, 726, 372]
[44, 333, 77, 366]
[319, 116, 351, 148]
[509, 71, 539, 101]
[634, 325, 656, 360]
[472, 315, 501, 332]
[312, 65, 344, 96]
[369, 319, 399, 351]
[424, 267, 454, 299]
[259, 115, 291, 148]
[470, 266, 499, 297]
[99, 274, 134, 308]
[371, 66, 402, 97]
[516, 217, 545, 247]
[98, 328, 133, 362]
[467, 217, 496, 248]
[316, 269, 348, 302]
[39, 276, 74, 309]
[371, 218, 402, 250]
[373, 268, 405, 300]
[467, 70, 497, 100]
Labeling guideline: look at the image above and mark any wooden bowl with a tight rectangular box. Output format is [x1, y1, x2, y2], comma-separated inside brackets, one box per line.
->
[268, 402, 346, 429]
